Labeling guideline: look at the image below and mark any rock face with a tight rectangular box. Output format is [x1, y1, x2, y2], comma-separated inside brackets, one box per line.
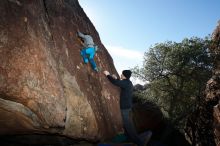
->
[132, 101, 190, 146]
[132, 102, 164, 133]
[211, 22, 220, 146]
[0, 0, 122, 141]
[186, 22, 220, 146]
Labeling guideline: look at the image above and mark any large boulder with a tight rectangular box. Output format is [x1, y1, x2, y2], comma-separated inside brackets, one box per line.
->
[0, 0, 122, 141]
[132, 101, 190, 146]
[185, 22, 220, 146]
[210, 21, 220, 145]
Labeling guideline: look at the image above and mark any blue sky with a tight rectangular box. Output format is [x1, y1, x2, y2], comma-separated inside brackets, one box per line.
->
[79, 0, 220, 84]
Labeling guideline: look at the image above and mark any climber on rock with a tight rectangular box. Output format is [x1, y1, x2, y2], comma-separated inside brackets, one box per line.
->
[77, 30, 99, 72]
[103, 70, 152, 146]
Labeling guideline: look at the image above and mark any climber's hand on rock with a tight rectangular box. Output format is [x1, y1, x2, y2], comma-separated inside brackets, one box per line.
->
[103, 70, 110, 76]
[77, 30, 80, 36]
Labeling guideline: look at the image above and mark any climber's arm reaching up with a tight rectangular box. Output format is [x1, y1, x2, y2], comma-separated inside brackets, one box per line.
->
[77, 31, 86, 39]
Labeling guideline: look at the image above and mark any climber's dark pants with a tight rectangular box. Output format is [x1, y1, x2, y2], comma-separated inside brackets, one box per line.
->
[121, 109, 144, 146]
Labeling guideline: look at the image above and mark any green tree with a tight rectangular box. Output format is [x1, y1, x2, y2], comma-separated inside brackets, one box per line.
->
[133, 37, 212, 129]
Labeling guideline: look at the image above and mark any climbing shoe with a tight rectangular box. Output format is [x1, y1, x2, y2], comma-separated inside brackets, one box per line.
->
[84, 58, 89, 63]
[94, 67, 99, 72]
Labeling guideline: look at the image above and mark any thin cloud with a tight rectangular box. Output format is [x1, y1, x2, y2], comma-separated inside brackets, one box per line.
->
[105, 45, 145, 85]
[106, 46, 143, 59]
